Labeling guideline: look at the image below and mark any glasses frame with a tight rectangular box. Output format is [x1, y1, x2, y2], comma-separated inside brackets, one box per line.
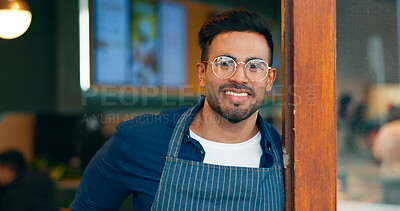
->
[203, 56, 272, 82]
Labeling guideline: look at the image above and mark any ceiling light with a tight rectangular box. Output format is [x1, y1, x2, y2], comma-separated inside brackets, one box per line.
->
[0, 0, 32, 39]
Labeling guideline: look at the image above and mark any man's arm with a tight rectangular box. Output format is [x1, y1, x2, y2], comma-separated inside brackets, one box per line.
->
[70, 132, 131, 211]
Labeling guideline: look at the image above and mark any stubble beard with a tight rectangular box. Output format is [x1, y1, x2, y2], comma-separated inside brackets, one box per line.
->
[206, 85, 263, 124]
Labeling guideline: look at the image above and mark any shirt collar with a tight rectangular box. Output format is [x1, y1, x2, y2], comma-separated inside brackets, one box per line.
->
[183, 95, 274, 147]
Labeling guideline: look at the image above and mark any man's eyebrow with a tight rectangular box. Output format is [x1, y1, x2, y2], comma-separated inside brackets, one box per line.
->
[219, 54, 264, 62]
[246, 57, 264, 62]
[220, 54, 237, 60]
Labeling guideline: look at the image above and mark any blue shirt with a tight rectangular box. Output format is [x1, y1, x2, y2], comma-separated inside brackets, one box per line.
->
[70, 96, 283, 211]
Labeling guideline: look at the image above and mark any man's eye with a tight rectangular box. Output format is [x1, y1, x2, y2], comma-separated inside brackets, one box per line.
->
[221, 62, 231, 66]
[248, 63, 262, 70]
[218, 61, 233, 67]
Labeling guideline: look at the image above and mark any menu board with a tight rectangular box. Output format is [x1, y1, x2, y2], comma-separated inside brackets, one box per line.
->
[158, 2, 187, 87]
[92, 0, 187, 87]
[93, 0, 130, 85]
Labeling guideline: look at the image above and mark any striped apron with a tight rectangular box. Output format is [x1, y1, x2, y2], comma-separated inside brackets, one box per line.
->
[151, 106, 284, 211]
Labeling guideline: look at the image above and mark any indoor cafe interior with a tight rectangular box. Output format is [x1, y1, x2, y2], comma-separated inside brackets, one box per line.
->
[0, 0, 400, 210]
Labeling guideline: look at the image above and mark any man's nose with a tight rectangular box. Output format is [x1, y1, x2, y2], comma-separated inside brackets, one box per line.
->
[228, 62, 249, 84]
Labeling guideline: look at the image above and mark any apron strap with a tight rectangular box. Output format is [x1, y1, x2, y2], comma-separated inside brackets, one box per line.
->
[166, 106, 196, 158]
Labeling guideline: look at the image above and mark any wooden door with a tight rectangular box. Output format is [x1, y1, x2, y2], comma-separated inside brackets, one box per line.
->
[282, 0, 337, 210]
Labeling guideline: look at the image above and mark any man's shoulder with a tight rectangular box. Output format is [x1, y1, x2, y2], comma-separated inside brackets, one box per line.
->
[101, 107, 191, 171]
[263, 121, 282, 138]
[258, 117, 282, 140]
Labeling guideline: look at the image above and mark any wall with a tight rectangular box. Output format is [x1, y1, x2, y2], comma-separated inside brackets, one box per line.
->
[0, 0, 56, 112]
[0, 113, 35, 162]
[0, 0, 81, 114]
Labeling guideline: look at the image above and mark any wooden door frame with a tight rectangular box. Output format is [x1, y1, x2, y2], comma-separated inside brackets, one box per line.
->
[282, 0, 337, 210]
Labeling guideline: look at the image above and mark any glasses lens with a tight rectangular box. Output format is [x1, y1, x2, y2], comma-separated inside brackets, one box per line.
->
[213, 56, 236, 78]
[245, 60, 269, 81]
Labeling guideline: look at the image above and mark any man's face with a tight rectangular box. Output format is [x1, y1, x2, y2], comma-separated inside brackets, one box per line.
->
[196, 31, 276, 123]
[0, 164, 15, 186]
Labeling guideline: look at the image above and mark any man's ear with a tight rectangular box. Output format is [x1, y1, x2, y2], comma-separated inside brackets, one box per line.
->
[195, 62, 206, 88]
[265, 68, 277, 92]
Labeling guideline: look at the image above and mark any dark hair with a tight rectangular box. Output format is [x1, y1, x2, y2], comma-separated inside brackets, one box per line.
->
[0, 150, 27, 177]
[198, 8, 274, 65]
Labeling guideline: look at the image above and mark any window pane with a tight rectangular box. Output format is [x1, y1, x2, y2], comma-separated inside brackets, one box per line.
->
[337, 0, 400, 210]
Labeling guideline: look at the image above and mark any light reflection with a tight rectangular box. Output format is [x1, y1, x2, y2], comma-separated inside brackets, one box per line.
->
[79, 0, 90, 91]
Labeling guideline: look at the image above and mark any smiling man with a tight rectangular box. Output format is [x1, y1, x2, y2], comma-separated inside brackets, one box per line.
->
[71, 8, 283, 211]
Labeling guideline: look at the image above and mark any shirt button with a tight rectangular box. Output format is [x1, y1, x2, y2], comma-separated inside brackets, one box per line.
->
[200, 151, 204, 155]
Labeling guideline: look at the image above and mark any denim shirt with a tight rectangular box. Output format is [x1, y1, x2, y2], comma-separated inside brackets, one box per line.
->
[70, 96, 283, 211]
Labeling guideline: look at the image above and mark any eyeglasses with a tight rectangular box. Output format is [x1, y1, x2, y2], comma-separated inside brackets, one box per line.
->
[203, 56, 271, 82]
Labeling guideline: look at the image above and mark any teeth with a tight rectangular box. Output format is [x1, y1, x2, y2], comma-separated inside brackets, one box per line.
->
[225, 91, 248, 97]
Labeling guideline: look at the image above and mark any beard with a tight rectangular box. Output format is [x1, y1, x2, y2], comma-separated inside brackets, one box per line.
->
[206, 84, 263, 124]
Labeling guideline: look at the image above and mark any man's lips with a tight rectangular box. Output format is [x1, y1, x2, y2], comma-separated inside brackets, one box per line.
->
[224, 90, 249, 97]
[219, 84, 255, 96]
[219, 84, 254, 104]
[224, 90, 250, 97]
[222, 90, 251, 104]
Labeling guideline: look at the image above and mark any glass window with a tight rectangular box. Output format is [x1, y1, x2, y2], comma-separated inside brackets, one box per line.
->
[337, 0, 400, 209]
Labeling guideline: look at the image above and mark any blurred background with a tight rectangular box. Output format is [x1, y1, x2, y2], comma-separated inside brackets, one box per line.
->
[0, 0, 281, 210]
[336, 0, 400, 210]
[1, 0, 400, 210]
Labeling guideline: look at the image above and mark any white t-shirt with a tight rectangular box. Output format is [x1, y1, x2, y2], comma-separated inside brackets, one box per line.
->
[189, 130, 262, 168]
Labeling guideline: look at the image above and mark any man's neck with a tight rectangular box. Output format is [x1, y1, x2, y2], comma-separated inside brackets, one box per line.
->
[189, 101, 259, 144]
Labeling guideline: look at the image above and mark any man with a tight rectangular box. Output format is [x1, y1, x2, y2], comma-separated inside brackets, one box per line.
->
[0, 150, 58, 211]
[71, 8, 283, 211]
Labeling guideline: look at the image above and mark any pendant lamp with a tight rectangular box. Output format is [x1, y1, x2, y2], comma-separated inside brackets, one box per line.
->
[0, 0, 32, 39]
